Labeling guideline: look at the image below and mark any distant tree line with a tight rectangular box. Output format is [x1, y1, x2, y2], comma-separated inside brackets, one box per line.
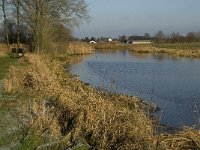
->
[82, 33, 153, 43]
[0, 0, 89, 53]
[82, 31, 200, 44]
[155, 30, 200, 43]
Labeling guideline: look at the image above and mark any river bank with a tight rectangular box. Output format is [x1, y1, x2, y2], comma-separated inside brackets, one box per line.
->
[92, 42, 200, 58]
[0, 52, 200, 149]
[132, 42, 200, 58]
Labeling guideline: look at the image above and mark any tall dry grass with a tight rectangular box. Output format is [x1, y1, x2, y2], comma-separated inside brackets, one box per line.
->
[0, 44, 9, 57]
[0, 43, 29, 57]
[3, 54, 200, 149]
[158, 128, 200, 149]
[66, 42, 93, 55]
[93, 41, 130, 50]
[3, 54, 154, 149]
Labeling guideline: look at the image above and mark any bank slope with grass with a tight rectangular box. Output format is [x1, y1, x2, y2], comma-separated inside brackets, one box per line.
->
[0, 53, 200, 149]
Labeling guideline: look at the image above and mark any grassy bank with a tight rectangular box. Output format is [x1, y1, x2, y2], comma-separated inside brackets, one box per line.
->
[131, 43, 200, 58]
[154, 42, 200, 50]
[2, 54, 155, 149]
[0, 53, 199, 149]
[92, 41, 200, 58]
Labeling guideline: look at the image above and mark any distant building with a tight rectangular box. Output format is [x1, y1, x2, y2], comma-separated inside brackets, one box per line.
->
[108, 38, 112, 42]
[126, 40, 134, 44]
[90, 40, 97, 44]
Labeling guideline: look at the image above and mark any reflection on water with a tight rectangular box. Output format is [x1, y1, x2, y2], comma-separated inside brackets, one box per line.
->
[70, 50, 200, 127]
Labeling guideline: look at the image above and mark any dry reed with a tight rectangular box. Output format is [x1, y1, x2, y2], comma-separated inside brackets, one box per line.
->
[93, 41, 130, 50]
[3, 54, 154, 149]
[157, 128, 200, 149]
[66, 42, 93, 55]
[0, 43, 29, 57]
[0, 44, 9, 57]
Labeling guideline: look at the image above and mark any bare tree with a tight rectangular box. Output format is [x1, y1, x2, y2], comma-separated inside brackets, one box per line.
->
[12, 0, 20, 50]
[170, 32, 183, 43]
[19, 0, 89, 53]
[144, 33, 150, 39]
[0, 0, 10, 49]
[155, 30, 166, 43]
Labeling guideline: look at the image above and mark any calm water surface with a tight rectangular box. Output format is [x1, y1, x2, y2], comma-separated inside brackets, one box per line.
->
[70, 50, 200, 127]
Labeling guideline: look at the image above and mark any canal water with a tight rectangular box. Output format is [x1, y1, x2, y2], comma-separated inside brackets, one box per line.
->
[70, 50, 200, 128]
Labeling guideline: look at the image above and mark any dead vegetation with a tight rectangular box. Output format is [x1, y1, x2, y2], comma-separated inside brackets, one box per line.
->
[93, 42, 130, 50]
[66, 42, 93, 55]
[0, 43, 29, 57]
[0, 44, 8, 57]
[2, 54, 200, 149]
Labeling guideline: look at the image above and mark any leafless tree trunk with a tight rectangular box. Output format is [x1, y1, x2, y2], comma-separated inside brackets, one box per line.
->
[0, 0, 10, 50]
[17, 0, 89, 53]
[13, 0, 20, 51]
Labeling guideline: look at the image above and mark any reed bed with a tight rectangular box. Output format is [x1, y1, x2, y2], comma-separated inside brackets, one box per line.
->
[66, 42, 93, 55]
[2, 54, 200, 149]
[93, 42, 130, 50]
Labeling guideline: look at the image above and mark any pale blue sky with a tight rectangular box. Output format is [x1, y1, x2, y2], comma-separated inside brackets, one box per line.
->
[74, 0, 200, 38]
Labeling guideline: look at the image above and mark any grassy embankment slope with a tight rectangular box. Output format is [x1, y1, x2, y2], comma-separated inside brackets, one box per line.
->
[0, 43, 200, 149]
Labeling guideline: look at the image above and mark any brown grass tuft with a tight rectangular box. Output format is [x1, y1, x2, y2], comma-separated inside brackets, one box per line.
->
[0, 44, 9, 57]
[157, 128, 200, 149]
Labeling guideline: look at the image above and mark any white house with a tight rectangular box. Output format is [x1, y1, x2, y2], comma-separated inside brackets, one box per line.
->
[90, 40, 97, 44]
[108, 38, 112, 42]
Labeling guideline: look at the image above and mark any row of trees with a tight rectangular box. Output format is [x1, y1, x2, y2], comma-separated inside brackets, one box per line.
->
[83, 31, 200, 44]
[155, 31, 200, 43]
[82, 33, 152, 43]
[119, 31, 200, 43]
[0, 0, 89, 53]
